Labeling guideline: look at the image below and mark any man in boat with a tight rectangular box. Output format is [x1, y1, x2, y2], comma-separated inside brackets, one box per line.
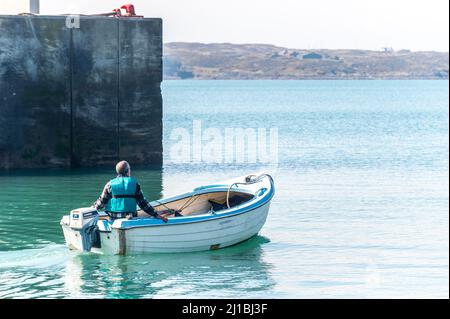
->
[92, 160, 169, 222]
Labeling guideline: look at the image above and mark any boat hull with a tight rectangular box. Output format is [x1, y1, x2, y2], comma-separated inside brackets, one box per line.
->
[115, 201, 269, 254]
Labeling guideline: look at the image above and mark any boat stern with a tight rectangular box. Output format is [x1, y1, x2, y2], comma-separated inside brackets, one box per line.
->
[60, 207, 100, 252]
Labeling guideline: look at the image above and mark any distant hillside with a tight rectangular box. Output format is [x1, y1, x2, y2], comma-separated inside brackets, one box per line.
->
[163, 42, 449, 80]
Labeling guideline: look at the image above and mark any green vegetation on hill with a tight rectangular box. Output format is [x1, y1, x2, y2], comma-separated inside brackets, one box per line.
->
[163, 42, 449, 80]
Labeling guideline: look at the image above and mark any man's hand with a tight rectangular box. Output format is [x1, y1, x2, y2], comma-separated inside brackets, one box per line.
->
[157, 214, 169, 223]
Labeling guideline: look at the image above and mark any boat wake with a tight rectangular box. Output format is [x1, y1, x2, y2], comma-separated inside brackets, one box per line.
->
[0, 243, 72, 269]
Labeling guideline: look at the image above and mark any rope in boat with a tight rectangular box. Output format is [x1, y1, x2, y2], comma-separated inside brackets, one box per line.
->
[154, 200, 174, 214]
[179, 194, 200, 211]
[226, 174, 274, 209]
[155, 193, 200, 216]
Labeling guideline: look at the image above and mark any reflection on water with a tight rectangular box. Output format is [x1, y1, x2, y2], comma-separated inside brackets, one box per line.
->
[0, 236, 273, 298]
[64, 236, 273, 299]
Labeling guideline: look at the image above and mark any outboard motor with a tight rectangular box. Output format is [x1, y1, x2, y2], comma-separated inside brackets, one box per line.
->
[69, 207, 100, 251]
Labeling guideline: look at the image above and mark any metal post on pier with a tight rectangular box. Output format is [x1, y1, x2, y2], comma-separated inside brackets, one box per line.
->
[30, 0, 40, 14]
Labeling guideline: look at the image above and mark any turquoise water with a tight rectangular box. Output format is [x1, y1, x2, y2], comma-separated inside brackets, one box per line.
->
[0, 80, 448, 298]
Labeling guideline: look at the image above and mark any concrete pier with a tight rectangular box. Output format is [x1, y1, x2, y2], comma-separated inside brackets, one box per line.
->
[0, 15, 162, 169]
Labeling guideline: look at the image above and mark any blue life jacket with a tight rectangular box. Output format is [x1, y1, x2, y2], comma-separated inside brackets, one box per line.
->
[105, 177, 138, 213]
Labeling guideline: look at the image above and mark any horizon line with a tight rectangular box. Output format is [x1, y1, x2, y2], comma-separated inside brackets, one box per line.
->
[164, 41, 450, 54]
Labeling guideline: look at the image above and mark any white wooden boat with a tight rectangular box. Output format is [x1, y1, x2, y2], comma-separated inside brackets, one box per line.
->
[60, 173, 275, 255]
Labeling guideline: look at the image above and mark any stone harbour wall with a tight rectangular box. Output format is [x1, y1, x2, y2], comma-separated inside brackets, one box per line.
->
[0, 15, 163, 169]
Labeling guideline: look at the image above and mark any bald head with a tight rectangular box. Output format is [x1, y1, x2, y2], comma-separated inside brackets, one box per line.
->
[116, 161, 131, 176]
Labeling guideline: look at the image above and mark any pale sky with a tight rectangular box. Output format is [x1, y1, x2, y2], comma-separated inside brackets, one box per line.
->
[2, 0, 449, 51]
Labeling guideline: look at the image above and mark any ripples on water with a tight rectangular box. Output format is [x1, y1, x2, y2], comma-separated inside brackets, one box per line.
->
[0, 80, 448, 298]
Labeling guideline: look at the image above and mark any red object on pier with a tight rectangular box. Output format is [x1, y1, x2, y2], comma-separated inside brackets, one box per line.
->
[120, 4, 136, 16]
[117, 4, 143, 17]
[93, 3, 144, 18]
